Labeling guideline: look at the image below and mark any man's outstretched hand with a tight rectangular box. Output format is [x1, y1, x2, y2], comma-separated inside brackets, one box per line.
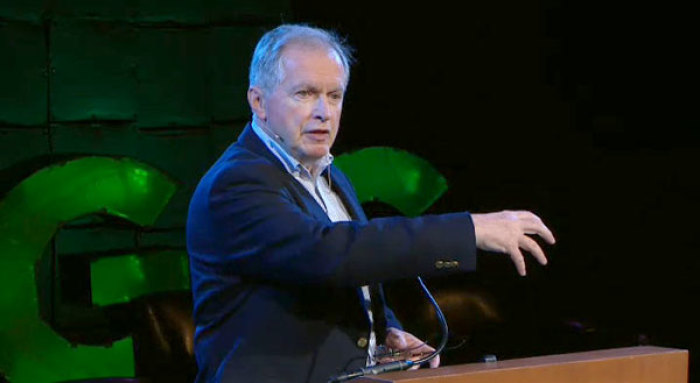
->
[471, 210, 556, 276]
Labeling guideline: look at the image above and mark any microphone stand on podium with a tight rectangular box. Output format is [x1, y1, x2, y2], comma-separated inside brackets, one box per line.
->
[328, 277, 446, 382]
[329, 277, 689, 383]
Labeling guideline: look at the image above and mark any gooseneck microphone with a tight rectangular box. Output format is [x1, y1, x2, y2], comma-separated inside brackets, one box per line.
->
[328, 277, 448, 382]
[329, 360, 416, 382]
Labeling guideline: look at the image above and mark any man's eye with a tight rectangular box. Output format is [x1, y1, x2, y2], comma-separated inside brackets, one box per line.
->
[296, 90, 311, 97]
[329, 93, 343, 101]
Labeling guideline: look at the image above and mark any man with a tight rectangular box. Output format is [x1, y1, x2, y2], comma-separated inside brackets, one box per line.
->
[187, 24, 555, 383]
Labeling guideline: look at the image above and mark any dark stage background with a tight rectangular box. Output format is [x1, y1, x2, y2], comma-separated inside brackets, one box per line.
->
[294, 0, 700, 378]
[0, 0, 698, 382]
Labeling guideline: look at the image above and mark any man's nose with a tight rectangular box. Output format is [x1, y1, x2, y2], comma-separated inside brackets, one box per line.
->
[312, 96, 332, 122]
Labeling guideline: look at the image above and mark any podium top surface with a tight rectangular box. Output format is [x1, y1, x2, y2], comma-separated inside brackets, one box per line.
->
[363, 346, 688, 382]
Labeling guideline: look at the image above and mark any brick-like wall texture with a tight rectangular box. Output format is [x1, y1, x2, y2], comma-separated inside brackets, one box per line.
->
[0, 2, 289, 381]
[1, 0, 290, 243]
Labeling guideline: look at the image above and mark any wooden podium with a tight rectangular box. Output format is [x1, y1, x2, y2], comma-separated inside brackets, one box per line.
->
[354, 346, 688, 383]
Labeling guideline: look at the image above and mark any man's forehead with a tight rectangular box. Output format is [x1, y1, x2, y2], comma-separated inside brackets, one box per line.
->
[278, 44, 346, 88]
[280, 44, 343, 71]
[281, 41, 341, 61]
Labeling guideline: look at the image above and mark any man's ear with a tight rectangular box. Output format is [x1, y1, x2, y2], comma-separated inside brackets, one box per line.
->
[247, 87, 266, 121]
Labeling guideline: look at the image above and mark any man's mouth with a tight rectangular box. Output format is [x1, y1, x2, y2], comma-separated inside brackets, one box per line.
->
[304, 129, 330, 140]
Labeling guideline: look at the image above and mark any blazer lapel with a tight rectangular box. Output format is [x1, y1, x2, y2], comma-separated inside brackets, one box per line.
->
[237, 124, 367, 225]
[327, 166, 367, 223]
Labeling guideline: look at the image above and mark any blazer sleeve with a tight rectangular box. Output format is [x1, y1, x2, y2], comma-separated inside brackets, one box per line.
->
[385, 305, 402, 330]
[187, 159, 477, 288]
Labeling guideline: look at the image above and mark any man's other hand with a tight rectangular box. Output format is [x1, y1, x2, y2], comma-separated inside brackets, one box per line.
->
[380, 327, 440, 369]
[471, 210, 556, 276]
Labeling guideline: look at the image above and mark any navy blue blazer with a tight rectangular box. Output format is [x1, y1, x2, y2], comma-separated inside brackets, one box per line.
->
[187, 124, 478, 383]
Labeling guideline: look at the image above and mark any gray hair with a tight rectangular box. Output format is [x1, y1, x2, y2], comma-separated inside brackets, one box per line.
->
[248, 24, 354, 93]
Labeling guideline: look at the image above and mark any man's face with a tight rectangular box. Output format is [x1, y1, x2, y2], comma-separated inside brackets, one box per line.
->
[253, 44, 346, 168]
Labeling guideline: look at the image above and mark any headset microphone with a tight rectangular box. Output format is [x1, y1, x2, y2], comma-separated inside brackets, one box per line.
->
[263, 124, 285, 143]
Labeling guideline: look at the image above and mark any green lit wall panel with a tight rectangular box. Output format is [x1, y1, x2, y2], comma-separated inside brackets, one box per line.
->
[133, 0, 290, 24]
[136, 28, 208, 127]
[0, 128, 49, 174]
[139, 229, 187, 248]
[52, 124, 212, 177]
[52, 123, 244, 226]
[49, 0, 131, 20]
[1, 0, 291, 380]
[0, 0, 43, 22]
[131, 0, 207, 24]
[335, 147, 448, 217]
[0, 157, 176, 383]
[49, 23, 274, 125]
[0, 23, 46, 125]
[209, 26, 262, 121]
[91, 250, 190, 306]
[0, 0, 129, 21]
[6, 339, 134, 383]
[55, 225, 137, 255]
[152, 189, 193, 228]
[0, 0, 290, 24]
[208, 0, 291, 22]
[141, 123, 245, 227]
[51, 21, 137, 122]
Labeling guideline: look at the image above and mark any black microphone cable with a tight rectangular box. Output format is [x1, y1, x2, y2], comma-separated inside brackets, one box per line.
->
[328, 276, 448, 382]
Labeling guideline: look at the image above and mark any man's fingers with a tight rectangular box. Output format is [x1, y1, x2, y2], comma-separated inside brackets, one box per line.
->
[508, 246, 527, 276]
[429, 354, 440, 368]
[407, 345, 439, 369]
[522, 220, 556, 245]
[412, 345, 435, 358]
[514, 211, 556, 244]
[412, 344, 435, 353]
[403, 338, 434, 358]
[475, 210, 556, 276]
[385, 329, 438, 361]
[519, 236, 548, 265]
[385, 330, 408, 349]
[516, 210, 542, 222]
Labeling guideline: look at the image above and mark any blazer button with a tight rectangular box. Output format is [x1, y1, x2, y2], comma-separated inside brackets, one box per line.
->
[356, 337, 368, 348]
[450, 261, 459, 268]
[435, 260, 445, 269]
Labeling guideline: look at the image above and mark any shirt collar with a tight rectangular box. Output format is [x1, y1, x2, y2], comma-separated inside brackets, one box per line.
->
[251, 119, 333, 179]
